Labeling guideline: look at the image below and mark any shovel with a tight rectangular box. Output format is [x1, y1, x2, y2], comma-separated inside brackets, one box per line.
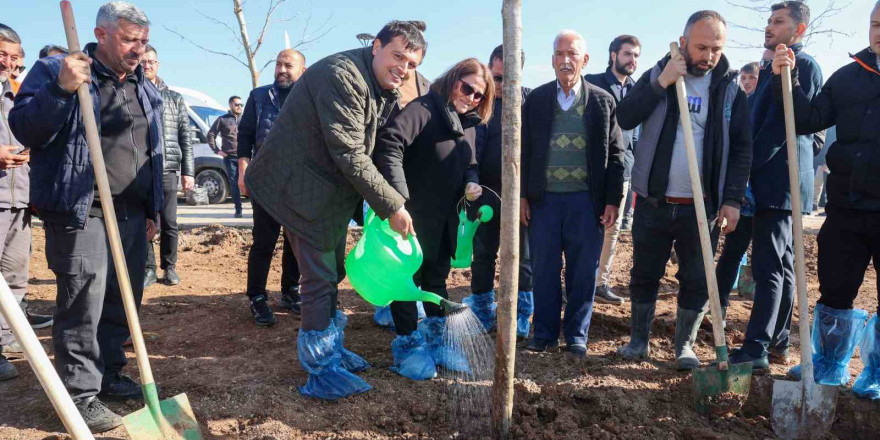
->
[59, 2, 202, 439]
[667, 43, 752, 415]
[770, 64, 838, 440]
[0, 276, 96, 440]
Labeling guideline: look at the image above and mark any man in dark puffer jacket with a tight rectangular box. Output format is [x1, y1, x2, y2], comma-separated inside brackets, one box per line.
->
[141, 44, 193, 287]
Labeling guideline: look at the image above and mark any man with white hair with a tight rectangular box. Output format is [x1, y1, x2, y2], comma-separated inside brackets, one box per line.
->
[615, 11, 752, 370]
[10, 1, 163, 432]
[521, 30, 625, 356]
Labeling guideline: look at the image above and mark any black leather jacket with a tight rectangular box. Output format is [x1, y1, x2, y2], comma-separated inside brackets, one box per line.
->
[155, 78, 193, 176]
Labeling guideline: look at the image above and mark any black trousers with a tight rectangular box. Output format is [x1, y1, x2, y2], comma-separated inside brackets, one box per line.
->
[470, 192, 533, 294]
[46, 206, 146, 401]
[391, 229, 452, 336]
[817, 207, 880, 315]
[247, 201, 299, 298]
[741, 209, 794, 358]
[715, 215, 754, 307]
[146, 173, 178, 271]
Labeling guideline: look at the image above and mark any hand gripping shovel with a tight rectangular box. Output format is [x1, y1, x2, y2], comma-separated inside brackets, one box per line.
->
[0, 275, 95, 440]
[667, 43, 752, 415]
[770, 64, 838, 440]
[59, 2, 202, 439]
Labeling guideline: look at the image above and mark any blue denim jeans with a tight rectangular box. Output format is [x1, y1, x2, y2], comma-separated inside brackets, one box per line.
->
[223, 155, 242, 213]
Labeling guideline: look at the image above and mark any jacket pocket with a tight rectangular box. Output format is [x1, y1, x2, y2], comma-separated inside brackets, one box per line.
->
[281, 163, 336, 223]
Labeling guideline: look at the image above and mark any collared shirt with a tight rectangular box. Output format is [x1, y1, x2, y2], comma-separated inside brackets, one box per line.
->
[605, 68, 634, 102]
[556, 78, 583, 111]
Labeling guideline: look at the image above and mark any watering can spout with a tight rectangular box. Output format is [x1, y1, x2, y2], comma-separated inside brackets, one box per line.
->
[441, 298, 468, 315]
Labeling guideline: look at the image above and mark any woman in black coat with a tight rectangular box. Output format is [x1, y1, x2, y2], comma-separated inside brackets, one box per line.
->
[374, 58, 495, 380]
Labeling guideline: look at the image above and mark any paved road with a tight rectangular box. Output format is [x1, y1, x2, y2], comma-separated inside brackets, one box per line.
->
[37, 199, 828, 232]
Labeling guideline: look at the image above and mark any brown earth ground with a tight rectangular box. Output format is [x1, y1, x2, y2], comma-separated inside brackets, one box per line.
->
[1, 224, 878, 440]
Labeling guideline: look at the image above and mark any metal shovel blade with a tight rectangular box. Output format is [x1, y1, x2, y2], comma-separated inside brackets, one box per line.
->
[123, 389, 202, 440]
[771, 378, 838, 440]
[693, 361, 753, 415]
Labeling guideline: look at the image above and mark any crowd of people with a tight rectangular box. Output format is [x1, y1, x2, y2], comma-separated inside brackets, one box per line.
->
[0, 0, 879, 434]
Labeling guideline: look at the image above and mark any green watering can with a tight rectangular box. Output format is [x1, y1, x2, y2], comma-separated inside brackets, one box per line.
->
[346, 208, 466, 313]
[450, 205, 494, 269]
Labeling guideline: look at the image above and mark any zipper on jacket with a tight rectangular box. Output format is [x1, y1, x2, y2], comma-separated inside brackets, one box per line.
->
[0, 98, 15, 207]
[120, 87, 139, 193]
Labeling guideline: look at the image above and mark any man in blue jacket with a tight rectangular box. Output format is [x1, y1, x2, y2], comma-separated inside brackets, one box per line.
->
[237, 49, 306, 327]
[10, 2, 163, 433]
[731, 1, 823, 370]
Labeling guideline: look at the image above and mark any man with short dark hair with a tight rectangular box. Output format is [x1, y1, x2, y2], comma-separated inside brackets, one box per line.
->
[740, 61, 760, 96]
[616, 10, 753, 370]
[462, 43, 533, 338]
[237, 49, 306, 326]
[585, 34, 641, 306]
[141, 44, 193, 287]
[245, 20, 425, 399]
[731, 0, 823, 371]
[769, 0, 880, 394]
[10, 2, 163, 431]
[521, 30, 625, 357]
[208, 95, 244, 217]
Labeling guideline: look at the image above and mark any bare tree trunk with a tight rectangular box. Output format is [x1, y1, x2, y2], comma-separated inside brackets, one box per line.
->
[232, 0, 259, 89]
[493, 1, 522, 439]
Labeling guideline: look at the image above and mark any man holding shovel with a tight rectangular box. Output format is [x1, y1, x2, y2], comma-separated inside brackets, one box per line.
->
[731, 1, 824, 372]
[769, 0, 880, 392]
[10, 1, 163, 433]
[616, 10, 752, 370]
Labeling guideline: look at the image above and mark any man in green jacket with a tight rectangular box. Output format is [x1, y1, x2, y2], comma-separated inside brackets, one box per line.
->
[245, 20, 424, 399]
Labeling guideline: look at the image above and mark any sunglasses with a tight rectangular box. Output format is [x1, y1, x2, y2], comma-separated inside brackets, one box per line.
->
[458, 79, 485, 102]
[492, 74, 503, 83]
[232, 103, 244, 107]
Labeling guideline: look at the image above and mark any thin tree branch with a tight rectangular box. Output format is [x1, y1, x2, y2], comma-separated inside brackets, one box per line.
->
[192, 7, 242, 45]
[162, 24, 249, 68]
[251, 0, 285, 56]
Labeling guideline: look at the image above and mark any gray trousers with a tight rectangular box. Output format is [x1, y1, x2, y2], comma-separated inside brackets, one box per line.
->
[285, 229, 346, 332]
[0, 208, 32, 347]
[46, 210, 147, 401]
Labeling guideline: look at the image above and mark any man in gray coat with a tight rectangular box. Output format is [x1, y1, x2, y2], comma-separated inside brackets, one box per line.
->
[245, 20, 424, 399]
[0, 23, 33, 382]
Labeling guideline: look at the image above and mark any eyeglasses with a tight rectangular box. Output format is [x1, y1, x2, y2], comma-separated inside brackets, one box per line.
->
[492, 74, 503, 83]
[140, 60, 159, 67]
[458, 79, 485, 102]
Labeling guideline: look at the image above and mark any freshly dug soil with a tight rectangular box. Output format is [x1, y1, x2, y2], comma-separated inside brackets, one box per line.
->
[1, 225, 877, 440]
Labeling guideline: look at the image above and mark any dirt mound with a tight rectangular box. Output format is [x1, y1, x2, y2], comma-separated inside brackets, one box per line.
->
[180, 224, 251, 255]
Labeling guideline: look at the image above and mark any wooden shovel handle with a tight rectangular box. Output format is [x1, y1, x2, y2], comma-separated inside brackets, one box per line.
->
[59, 0, 155, 386]
[669, 43, 728, 367]
[0, 277, 96, 440]
[780, 65, 814, 383]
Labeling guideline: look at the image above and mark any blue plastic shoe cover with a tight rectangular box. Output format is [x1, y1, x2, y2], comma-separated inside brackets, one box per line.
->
[390, 332, 437, 381]
[786, 304, 869, 386]
[854, 315, 880, 400]
[297, 322, 372, 399]
[517, 291, 534, 338]
[419, 317, 471, 373]
[462, 291, 497, 332]
[332, 310, 370, 372]
[373, 305, 394, 329]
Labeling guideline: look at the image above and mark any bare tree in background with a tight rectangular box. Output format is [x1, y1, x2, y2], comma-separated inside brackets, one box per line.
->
[165, 0, 331, 88]
[724, 0, 851, 49]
